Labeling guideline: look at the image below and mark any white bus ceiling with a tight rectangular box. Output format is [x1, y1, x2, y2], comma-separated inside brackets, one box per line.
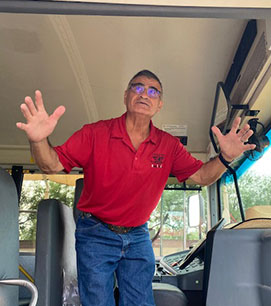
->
[0, 2, 270, 168]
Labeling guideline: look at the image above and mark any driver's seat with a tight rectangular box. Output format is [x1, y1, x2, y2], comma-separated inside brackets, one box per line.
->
[153, 282, 188, 306]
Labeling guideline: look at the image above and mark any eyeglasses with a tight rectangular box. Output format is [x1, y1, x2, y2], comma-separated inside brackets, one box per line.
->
[129, 83, 161, 99]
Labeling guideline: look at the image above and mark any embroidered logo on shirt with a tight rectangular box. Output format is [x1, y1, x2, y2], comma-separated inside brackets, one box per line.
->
[151, 154, 165, 168]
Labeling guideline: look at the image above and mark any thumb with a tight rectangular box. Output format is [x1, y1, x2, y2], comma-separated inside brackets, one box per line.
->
[211, 126, 223, 141]
[16, 122, 27, 131]
[51, 105, 66, 121]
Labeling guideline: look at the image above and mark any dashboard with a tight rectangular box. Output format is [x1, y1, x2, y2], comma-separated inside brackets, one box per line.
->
[160, 250, 204, 275]
[153, 249, 204, 291]
[153, 220, 225, 291]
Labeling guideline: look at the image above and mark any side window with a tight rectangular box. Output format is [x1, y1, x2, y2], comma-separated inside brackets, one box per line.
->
[149, 184, 208, 257]
[19, 174, 82, 253]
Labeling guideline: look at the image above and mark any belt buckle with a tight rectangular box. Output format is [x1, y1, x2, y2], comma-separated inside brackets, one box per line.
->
[108, 224, 132, 234]
[81, 212, 91, 218]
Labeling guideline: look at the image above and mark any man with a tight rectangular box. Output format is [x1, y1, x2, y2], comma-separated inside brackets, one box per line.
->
[17, 70, 255, 306]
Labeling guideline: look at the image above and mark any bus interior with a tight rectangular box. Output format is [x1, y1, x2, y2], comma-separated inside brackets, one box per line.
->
[0, 2, 271, 306]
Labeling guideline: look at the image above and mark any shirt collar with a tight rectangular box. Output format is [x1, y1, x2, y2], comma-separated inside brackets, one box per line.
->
[111, 112, 158, 145]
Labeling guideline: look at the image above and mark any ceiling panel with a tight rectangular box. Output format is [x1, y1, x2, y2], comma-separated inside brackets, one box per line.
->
[0, 12, 247, 165]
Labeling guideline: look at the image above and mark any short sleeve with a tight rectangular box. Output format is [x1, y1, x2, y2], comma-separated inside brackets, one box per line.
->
[54, 125, 93, 173]
[171, 139, 203, 182]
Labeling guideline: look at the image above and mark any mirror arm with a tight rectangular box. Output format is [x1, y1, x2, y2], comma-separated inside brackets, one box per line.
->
[222, 164, 245, 222]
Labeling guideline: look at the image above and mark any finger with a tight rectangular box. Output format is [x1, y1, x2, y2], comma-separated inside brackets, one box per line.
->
[242, 129, 254, 142]
[20, 103, 33, 121]
[51, 105, 66, 122]
[35, 90, 46, 112]
[230, 117, 241, 134]
[16, 122, 27, 131]
[237, 123, 250, 138]
[24, 96, 38, 116]
[243, 123, 250, 132]
[243, 143, 256, 151]
[211, 125, 223, 141]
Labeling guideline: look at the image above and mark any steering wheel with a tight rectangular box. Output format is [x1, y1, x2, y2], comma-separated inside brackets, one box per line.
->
[178, 218, 225, 270]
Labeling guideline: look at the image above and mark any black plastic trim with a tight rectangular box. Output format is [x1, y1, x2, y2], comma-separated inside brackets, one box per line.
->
[0, 1, 270, 18]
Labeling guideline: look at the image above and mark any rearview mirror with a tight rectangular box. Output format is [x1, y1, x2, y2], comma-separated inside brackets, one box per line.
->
[188, 194, 204, 227]
[209, 82, 231, 153]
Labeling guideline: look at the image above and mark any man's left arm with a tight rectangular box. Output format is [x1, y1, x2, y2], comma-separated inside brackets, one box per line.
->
[189, 117, 256, 186]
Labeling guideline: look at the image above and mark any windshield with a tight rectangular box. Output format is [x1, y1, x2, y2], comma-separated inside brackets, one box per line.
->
[149, 184, 209, 257]
[220, 143, 271, 226]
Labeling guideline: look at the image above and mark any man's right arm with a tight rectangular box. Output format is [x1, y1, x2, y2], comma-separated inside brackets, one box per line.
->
[30, 139, 64, 174]
[16, 90, 66, 174]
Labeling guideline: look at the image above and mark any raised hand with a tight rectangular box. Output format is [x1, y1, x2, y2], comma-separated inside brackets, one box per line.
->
[16, 90, 65, 143]
[211, 117, 256, 162]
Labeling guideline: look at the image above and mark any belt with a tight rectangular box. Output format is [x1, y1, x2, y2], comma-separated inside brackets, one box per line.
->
[79, 211, 134, 234]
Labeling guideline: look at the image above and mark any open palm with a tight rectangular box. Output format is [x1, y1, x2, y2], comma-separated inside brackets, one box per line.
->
[212, 117, 256, 161]
[16, 90, 65, 143]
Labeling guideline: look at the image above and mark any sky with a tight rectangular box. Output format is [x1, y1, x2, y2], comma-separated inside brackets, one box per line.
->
[249, 146, 271, 176]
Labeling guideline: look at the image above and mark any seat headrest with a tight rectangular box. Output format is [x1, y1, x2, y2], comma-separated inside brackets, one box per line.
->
[73, 178, 84, 221]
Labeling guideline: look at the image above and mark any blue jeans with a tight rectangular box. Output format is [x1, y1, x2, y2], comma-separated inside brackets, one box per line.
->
[75, 215, 156, 306]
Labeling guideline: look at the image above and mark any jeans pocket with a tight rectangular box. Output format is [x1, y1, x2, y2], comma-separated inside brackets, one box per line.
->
[75, 215, 102, 233]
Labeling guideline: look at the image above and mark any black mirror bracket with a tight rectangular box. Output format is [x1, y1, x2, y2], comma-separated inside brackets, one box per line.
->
[218, 159, 245, 222]
[230, 103, 260, 118]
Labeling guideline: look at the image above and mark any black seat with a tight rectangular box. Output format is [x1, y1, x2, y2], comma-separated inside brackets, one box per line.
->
[153, 282, 188, 306]
[35, 199, 77, 306]
[73, 177, 83, 222]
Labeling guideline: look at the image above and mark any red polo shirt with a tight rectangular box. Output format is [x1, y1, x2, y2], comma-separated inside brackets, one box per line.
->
[54, 113, 203, 226]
